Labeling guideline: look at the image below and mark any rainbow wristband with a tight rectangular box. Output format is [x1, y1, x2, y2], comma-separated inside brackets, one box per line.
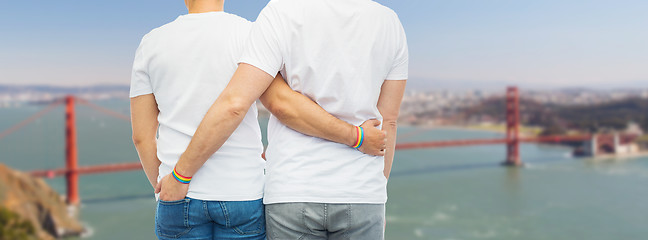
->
[352, 126, 364, 149]
[172, 167, 191, 184]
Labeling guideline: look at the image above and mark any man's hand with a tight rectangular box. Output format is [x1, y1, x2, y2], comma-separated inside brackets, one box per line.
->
[155, 174, 189, 202]
[356, 119, 387, 156]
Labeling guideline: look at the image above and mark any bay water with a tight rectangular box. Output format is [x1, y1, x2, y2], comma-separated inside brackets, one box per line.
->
[1, 100, 646, 239]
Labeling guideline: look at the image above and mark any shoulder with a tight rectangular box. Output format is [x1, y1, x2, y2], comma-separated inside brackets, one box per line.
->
[260, 0, 292, 14]
[367, 2, 405, 36]
[367, 2, 401, 20]
[224, 12, 253, 27]
[139, 18, 181, 45]
[266, 0, 287, 7]
[221, 13, 253, 39]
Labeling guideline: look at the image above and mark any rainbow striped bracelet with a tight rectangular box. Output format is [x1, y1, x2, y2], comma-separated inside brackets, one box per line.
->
[352, 126, 365, 149]
[172, 167, 191, 184]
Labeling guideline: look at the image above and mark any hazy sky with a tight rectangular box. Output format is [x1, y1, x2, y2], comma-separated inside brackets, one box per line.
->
[1, 0, 646, 90]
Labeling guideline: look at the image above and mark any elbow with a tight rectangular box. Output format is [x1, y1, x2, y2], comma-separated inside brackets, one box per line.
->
[132, 134, 152, 147]
[263, 94, 298, 122]
[380, 108, 400, 129]
[132, 136, 141, 146]
[267, 101, 296, 122]
[383, 118, 398, 128]
[382, 112, 400, 128]
[222, 95, 251, 119]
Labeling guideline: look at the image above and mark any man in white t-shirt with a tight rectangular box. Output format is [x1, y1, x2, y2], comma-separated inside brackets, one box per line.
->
[130, 0, 387, 239]
[155, 0, 408, 239]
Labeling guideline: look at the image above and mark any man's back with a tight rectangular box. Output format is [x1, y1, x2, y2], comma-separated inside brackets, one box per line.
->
[241, 0, 408, 204]
[130, 12, 265, 201]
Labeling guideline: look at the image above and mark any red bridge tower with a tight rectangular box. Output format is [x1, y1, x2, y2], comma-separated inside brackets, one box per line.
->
[504, 86, 522, 166]
[65, 96, 80, 205]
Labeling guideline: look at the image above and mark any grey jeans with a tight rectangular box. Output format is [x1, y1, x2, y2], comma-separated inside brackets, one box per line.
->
[265, 203, 385, 240]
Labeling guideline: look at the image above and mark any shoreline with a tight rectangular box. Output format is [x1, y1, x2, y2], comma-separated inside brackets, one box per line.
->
[397, 126, 648, 159]
[585, 151, 648, 161]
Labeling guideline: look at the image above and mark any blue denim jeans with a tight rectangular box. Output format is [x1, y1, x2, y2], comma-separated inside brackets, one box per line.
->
[155, 197, 265, 240]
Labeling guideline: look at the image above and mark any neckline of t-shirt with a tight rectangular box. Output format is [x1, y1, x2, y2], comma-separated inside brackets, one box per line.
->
[178, 11, 229, 19]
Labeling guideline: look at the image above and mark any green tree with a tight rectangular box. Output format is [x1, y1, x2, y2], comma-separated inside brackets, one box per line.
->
[0, 207, 36, 240]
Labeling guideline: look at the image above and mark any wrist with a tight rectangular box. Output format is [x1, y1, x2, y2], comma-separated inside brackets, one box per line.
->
[172, 166, 192, 184]
[351, 126, 364, 149]
[347, 125, 358, 147]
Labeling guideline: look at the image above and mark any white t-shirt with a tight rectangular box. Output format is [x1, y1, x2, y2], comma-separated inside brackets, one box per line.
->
[240, 0, 408, 204]
[130, 12, 265, 201]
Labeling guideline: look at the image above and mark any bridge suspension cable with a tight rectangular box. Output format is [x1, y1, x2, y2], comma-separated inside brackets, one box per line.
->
[0, 99, 63, 141]
[76, 98, 130, 122]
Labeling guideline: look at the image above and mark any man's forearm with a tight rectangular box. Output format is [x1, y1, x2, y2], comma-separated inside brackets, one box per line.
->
[268, 99, 357, 147]
[134, 140, 160, 188]
[130, 94, 161, 189]
[173, 97, 248, 177]
[173, 63, 275, 178]
[260, 75, 387, 155]
[376, 79, 407, 179]
[382, 119, 398, 179]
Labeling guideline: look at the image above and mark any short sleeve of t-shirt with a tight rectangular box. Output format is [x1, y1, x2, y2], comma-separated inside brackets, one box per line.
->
[129, 36, 153, 98]
[239, 2, 284, 77]
[385, 16, 409, 81]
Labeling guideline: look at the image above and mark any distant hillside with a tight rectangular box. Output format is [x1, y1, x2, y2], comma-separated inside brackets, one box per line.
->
[557, 98, 648, 132]
[462, 97, 648, 134]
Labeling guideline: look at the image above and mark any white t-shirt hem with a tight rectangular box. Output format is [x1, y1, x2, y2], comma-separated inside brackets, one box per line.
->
[385, 74, 408, 81]
[154, 193, 263, 202]
[129, 90, 153, 98]
[239, 60, 277, 79]
[263, 195, 387, 205]
[186, 192, 264, 202]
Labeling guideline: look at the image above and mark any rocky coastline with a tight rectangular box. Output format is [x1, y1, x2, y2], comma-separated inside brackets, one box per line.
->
[0, 164, 83, 239]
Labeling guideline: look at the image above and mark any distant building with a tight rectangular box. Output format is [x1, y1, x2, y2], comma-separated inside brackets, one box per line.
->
[624, 122, 644, 136]
[579, 132, 641, 157]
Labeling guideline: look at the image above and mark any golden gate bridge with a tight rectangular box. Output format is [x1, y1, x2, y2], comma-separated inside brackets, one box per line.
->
[0, 87, 624, 205]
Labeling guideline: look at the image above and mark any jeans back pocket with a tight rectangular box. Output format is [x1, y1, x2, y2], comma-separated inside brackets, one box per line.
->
[220, 199, 265, 236]
[156, 198, 191, 239]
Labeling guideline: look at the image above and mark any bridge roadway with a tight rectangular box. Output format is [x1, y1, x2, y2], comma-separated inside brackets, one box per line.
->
[28, 134, 595, 178]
